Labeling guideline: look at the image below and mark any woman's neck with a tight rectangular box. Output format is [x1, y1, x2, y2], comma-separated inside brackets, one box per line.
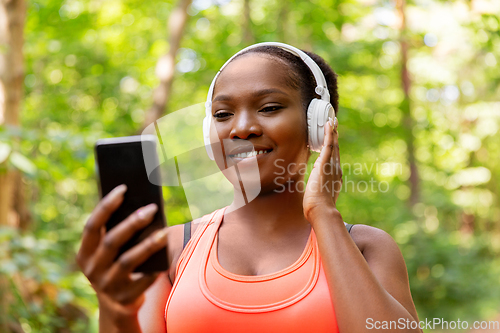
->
[226, 184, 310, 237]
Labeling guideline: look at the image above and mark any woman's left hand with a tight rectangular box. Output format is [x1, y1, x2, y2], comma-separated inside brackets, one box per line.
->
[303, 116, 342, 222]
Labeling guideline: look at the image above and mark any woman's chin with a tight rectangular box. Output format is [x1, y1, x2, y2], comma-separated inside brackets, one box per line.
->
[221, 167, 262, 197]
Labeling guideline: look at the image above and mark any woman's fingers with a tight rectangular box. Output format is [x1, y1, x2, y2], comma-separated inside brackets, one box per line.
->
[332, 118, 342, 202]
[106, 227, 168, 279]
[311, 117, 342, 201]
[111, 273, 159, 306]
[92, 203, 159, 271]
[77, 185, 169, 312]
[332, 117, 341, 178]
[315, 117, 335, 170]
[77, 184, 127, 268]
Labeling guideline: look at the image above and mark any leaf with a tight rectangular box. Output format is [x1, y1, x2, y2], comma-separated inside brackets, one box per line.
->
[9, 151, 37, 175]
[0, 142, 11, 163]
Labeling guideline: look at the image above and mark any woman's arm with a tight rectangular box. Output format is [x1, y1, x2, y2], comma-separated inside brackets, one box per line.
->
[93, 271, 172, 333]
[138, 272, 172, 332]
[303, 117, 421, 332]
[310, 208, 421, 333]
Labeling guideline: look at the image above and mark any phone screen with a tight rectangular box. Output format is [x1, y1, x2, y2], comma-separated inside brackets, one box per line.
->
[95, 136, 169, 273]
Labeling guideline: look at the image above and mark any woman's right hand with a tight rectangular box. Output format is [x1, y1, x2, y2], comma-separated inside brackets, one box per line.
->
[76, 184, 169, 321]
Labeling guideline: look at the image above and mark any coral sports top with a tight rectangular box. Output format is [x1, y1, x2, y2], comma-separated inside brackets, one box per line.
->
[165, 207, 340, 332]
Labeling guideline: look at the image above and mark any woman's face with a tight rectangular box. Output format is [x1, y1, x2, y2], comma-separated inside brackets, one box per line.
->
[210, 53, 310, 193]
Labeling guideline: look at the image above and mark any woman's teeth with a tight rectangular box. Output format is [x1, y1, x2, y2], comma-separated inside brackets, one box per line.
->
[231, 150, 271, 158]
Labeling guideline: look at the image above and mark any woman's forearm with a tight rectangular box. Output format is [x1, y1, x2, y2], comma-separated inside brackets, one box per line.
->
[99, 308, 142, 333]
[309, 207, 420, 333]
[97, 297, 144, 333]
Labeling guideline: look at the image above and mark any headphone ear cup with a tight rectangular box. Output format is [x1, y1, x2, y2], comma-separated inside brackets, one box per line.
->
[307, 101, 315, 151]
[307, 99, 334, 152]
[307, 99, 321, 152]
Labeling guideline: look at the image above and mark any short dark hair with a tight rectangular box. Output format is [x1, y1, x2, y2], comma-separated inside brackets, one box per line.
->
[233, 45, 339, 116]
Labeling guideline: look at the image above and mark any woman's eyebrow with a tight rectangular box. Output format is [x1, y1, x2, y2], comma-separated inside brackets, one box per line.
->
[212, 88, 287, 103]
[212, 94, 232, 103]
[253, 88, 288, 97]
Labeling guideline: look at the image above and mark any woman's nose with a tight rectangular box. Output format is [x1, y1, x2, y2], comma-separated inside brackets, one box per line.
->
[229, 111, 262, 140]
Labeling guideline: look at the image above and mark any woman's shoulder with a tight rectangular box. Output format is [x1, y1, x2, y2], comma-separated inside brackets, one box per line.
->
[347, 223, 400, 260]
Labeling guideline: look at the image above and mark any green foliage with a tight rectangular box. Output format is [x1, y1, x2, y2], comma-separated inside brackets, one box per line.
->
[0, 225, 95, 332]
[1, 0, 499, 331]
[402, 224, 500, 321]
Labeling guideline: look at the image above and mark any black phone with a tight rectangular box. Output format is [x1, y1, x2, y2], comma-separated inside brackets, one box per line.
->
[94, 135, 169, 273]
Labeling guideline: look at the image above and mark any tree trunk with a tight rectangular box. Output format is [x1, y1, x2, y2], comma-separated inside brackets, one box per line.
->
[277, 0, 288, 43]
[395, 0, 419, 207]
[0, 0, 27, 331]
[460, 211, 475, 234]
[142, 0, 192, 128]
[242, 0, 254, 44]
[0, 0, 26, 225]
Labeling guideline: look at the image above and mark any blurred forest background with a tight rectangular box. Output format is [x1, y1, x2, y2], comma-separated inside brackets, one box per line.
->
[1, 0, 499, 331]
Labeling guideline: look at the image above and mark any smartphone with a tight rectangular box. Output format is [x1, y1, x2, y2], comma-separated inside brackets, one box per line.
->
[94, 135, 169, 273]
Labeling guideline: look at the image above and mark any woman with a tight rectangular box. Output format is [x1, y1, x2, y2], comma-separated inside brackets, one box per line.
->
[77, 43, 421, 332]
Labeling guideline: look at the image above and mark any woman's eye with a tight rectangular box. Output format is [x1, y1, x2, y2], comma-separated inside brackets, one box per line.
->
[260, 105, 282, 113]
[214, 112, 232, 119]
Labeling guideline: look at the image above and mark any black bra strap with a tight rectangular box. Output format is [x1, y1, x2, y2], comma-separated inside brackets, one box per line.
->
[183, 221, 192, 250]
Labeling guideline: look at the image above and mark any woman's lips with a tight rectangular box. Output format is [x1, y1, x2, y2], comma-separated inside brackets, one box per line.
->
[227, 149, 273, 163]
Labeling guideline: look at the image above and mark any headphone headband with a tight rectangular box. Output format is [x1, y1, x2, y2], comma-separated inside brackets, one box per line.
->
[205, 42, 331, 110]
[203, 42, 334, 159]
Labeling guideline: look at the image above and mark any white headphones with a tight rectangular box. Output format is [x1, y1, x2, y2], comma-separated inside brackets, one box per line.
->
[203, 42, 335, 160]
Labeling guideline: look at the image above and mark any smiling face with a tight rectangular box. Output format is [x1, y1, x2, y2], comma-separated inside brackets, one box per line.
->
[210, 53, 311, 193]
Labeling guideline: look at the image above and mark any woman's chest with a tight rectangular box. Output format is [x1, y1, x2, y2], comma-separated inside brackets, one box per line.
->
[166, 237, 339, 333]
[165, 213, 339, 333]
[216, 233, 311, 276]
